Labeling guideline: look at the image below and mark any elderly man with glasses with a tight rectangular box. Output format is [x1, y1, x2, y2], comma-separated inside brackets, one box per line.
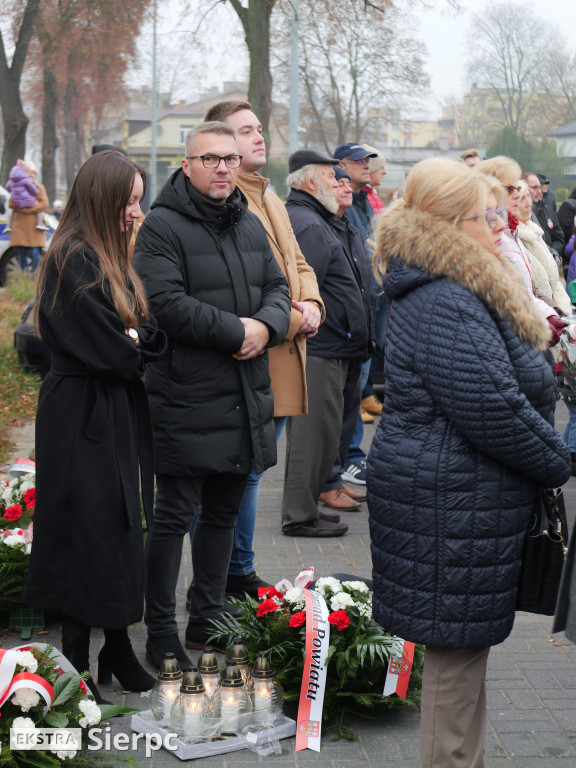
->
[522, 171, 565, 265]
[134, 121, 291, 667]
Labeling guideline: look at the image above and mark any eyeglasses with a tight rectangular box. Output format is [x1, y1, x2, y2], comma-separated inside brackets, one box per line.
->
[502, 184, 521, 194]
[185, 154, 242, 169]
[460, 207, 507, 230]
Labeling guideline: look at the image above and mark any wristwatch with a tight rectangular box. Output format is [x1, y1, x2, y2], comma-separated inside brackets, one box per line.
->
[127, 328, 139, 343]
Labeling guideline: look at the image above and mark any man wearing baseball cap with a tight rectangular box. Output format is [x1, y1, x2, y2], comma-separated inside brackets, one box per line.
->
[280, 149, 371, 537]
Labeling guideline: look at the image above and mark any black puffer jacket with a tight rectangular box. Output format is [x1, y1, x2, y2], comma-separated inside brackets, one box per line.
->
[367, 204, 571, 649]
[134, 169, 291, 476]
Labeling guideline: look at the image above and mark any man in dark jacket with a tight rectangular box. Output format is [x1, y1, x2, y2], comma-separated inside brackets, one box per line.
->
[134, 122, 291, 667]
[558, 187, 576, 247]
[524, 171, 565, 261]
[281, 150, 371, 537]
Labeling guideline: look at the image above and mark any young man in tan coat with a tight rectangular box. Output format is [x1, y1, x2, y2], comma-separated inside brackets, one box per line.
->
[198, 100, 325, 594]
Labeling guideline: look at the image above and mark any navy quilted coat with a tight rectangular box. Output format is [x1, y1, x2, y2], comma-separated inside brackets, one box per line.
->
[367, 250, 571, 649]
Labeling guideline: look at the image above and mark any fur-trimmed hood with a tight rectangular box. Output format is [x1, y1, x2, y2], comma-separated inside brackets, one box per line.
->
[375, 203, 550, 351]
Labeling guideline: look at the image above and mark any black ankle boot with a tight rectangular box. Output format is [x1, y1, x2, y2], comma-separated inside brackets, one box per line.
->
[62, 636, 111, 706]
[98, 628, 155, 692]
[146, 634, 193, 671]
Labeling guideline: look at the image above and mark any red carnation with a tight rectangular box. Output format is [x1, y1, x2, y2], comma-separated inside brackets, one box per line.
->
[23, 489, 35, 510]
[4, 505, 23, 522]
[288, 611, 306, 628]
[328, 610, 350, 631]
[259, 586, 284, 601]
[256, 598, 279, 617]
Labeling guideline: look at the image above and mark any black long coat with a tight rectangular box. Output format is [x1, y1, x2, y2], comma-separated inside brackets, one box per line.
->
[25, 248, 166, 628]
[134, 170, 291, 477]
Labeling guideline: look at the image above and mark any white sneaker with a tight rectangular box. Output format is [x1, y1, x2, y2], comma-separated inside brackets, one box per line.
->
[342, 460, 367, 485]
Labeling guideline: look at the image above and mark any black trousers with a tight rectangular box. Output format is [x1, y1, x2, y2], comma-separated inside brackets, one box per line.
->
[145, 472, 248, 637]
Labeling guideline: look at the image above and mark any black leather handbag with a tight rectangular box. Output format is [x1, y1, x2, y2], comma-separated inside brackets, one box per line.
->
[516, 487, 569, 616]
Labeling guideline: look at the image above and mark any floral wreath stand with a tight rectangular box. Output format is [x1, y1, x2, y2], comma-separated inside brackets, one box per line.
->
[9, 608, 45, 639]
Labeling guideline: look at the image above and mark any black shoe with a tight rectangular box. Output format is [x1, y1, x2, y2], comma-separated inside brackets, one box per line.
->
[283, 518, 348, 538]
[225, 571, 271, 599]
[185, 619, 233, 653]
[98, 630, 155, 692]
[146, 634, 193, 671]
[319, 510, 340, 524]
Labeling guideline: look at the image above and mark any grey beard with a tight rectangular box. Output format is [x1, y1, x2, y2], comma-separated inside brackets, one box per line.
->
[316, 186, 339, 215]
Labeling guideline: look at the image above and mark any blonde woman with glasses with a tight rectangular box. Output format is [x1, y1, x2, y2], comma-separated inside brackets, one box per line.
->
[367, 158, 570, 768]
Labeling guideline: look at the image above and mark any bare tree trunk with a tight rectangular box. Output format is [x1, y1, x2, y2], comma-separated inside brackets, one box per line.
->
[0, 0, 41, 185]
[227, 0, 275, 144]
[42, 65, 58, 205]
[63, 74, 80, 189]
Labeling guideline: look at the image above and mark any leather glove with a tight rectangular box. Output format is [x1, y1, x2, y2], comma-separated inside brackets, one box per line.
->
[548, 314, 568, 347]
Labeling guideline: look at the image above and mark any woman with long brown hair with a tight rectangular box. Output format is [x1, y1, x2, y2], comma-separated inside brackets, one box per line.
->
[25, 150, 166, 702]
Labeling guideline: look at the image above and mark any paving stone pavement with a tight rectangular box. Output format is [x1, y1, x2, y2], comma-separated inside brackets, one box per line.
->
[2, 403, 576, 767]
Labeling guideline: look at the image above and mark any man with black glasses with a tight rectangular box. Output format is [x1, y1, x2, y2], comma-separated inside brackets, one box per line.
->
[134, 121, 290, 667]
[522, 171, 564, 262]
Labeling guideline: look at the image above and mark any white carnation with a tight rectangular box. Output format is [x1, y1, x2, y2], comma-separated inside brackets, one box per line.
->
[13, 716, 36, 729]
[25, 542, 32, 555]
[19, 476, 35, 492]
[3, 535, 24, 548]
[342, 580, 369, 594]
[330, 592, 355, 611]
[12, 717, 37, 743]
[55, 751, 77, 761]
[314, 577, 342, 597]
[12, 687, 40, 712]
[284, 587, 305, 606]
[17, 651, 38, 673]
[78, 698, 102, 727]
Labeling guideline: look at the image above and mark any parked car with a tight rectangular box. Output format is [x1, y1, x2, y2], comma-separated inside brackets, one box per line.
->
[0, 183, 59, 286]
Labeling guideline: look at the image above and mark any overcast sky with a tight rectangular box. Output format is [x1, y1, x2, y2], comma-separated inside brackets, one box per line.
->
[417, 0, 574, 119]
[146, 0, 576, 122]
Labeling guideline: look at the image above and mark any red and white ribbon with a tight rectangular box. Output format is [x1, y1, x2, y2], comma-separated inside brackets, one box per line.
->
[383, 639, 415, 698]
[274, 566, 314, 595]
[295, 588, 330, 752]
[0, 647, 54, 713]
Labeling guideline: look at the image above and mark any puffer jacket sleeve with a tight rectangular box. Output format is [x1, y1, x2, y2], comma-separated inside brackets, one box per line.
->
[134, 214, 246, 354]
[413, 281, 570, 488]
[250, 247, 291, 348]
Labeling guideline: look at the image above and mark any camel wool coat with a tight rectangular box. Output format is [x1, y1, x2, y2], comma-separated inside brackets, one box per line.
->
[237, 171, 324, 416]
[9, 183, 49, 248]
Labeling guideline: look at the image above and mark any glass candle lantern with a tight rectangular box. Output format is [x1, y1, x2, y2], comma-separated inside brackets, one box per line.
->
[170, 669, 207, 743]
[209, 661, 252, 736]
[149, 653, 183, 722]
[197, 647, 221, 698]
[251, 652, 284, 724]
[227, 638, 253, 691]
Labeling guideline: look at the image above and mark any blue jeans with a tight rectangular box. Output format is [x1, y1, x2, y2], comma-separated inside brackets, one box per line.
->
[343, 358, 371, 466]
[188, 416, 287, 576]
[563, 401, 576, 452]
[18, 246, 40, 273]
